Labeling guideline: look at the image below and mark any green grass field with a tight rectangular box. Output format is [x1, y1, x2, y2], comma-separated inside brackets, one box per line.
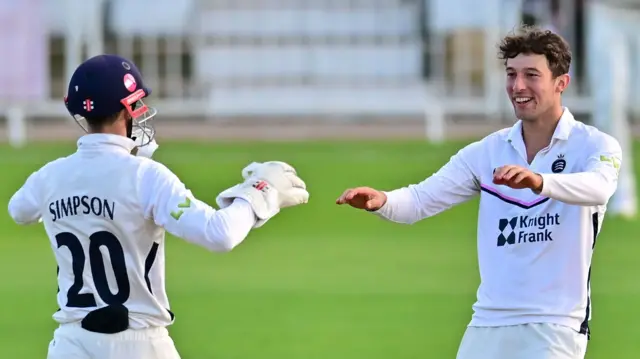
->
[0, 140, 638, 358]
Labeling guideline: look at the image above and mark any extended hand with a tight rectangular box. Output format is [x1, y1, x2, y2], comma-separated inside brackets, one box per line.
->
[493, 165, 543, 192]
[335, 187, 387, 211]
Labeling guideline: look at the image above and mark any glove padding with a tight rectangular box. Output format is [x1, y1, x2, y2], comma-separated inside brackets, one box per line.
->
[131, 126, 159, 158]
[216, 161, 309, 228]
[131, 139, 159, 158]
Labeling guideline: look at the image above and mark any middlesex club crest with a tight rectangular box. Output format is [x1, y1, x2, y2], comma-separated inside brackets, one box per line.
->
[551, 154, 566, 173]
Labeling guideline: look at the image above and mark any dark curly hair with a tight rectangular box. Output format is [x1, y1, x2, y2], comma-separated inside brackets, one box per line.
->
[498, 25, 572, 78]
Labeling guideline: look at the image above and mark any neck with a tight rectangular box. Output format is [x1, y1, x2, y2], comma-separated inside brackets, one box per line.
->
[89, 126, 126, 138]
[522, 105, 563, 150]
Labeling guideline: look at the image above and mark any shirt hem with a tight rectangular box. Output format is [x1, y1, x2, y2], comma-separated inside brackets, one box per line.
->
[468, 316, 584, 333]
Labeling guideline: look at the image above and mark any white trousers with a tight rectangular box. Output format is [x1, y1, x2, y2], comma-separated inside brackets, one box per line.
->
[456, 323, 588, 359]
[47, 322, 181, 359]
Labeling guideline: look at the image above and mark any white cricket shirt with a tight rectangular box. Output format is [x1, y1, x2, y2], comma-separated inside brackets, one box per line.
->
[8, 134, 257, 329]
[374, 108, 621, 336]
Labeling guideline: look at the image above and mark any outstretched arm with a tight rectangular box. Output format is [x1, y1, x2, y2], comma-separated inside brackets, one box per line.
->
[374, 142, 481, 224]
[337, 141, 482, 224]
[138, 161, 257, 252]
[139, 160, 309, 252]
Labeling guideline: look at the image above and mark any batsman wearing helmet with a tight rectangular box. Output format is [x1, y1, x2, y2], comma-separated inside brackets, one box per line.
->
[8, 54, 310, 359]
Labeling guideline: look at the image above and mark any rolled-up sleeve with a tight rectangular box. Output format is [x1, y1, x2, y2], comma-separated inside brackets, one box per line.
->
[374, 141, 482, 224]
[538, 133, 621, 206]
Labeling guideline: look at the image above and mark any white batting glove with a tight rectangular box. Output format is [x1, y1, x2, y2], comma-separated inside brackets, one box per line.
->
[133, 139, 159, 158]
[216, 161, 309, 228]
[131, 127, 159, 158]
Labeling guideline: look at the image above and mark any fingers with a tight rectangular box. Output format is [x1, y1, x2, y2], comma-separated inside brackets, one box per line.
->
[285, 172, 306, 190]
[336, 187, 367, 204]
[494, 165, 518, 182]
[245, 161, 300, 183]
[278, 171, 309, 206]
[494, 165, 516, 180]
[492, 167, 506, 184]
[278, 187, 310, 208]
[493, 165, 530, 184]
[511, 171, 529, 185]
[335, 187, 381, 208]
[242, 162, 263, 179]
[503, 167, 523, 182]
[336, 188, 357, 204]
[493, 165, 540, 190]
[288, 188, 309, 204]
[266, 161, 297, 174]
[493, 165, 508, 180]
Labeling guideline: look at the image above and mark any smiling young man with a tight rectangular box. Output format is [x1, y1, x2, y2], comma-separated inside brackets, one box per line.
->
[336, 26, 621, 358]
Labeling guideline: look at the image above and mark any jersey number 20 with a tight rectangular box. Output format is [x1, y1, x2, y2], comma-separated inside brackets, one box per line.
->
[55, 231, 156, 308]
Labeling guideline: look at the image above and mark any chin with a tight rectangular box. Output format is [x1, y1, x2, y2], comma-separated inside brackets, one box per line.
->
[519, 115, 538, 122]
[513, 109, 537, 122]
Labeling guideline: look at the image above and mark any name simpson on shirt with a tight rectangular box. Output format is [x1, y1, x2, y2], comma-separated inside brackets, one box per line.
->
[49, 196, 115, 222]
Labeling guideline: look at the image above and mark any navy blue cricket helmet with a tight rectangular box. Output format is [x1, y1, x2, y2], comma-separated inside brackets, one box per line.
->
[64, 54, 157, 146]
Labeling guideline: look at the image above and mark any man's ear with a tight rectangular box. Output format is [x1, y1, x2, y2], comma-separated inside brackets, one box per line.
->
[556, 73, 570, 93]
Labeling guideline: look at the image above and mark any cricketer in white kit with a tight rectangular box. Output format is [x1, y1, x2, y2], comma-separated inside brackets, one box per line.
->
[7, 54, 309, 359]
[336, 26, 621, 359]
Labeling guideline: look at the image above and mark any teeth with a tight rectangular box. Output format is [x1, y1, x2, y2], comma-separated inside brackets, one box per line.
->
[515, 97, 532, 103]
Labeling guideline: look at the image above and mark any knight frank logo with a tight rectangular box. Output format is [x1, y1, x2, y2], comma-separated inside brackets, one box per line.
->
[498, 217, 518, 246]
[497, 213, 561, 246]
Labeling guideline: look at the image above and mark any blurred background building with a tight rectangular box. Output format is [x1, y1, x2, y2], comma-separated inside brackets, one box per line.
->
[4, 4, 640, 359]
[0, 1, 590, 124]
[1, 0, 639, 145]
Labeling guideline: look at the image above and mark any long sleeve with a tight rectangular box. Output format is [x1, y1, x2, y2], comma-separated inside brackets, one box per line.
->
[538, 134, 622, 206]
[138, 160, 257, 252]
[374, 141, 482, 224]
[8, 170, 42, 225]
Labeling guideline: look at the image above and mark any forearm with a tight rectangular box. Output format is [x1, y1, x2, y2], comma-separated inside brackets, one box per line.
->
[374, 171, 479, 224]
[538, 172, 616, 206]
[171, 198, 257, 252]
[140, 160, 259, 251]
[374, 186, 426, 224]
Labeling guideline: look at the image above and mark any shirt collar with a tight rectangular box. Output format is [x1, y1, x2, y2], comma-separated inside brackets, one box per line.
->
[505, 107, 576, 143]
[77, 133, 136, 154]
